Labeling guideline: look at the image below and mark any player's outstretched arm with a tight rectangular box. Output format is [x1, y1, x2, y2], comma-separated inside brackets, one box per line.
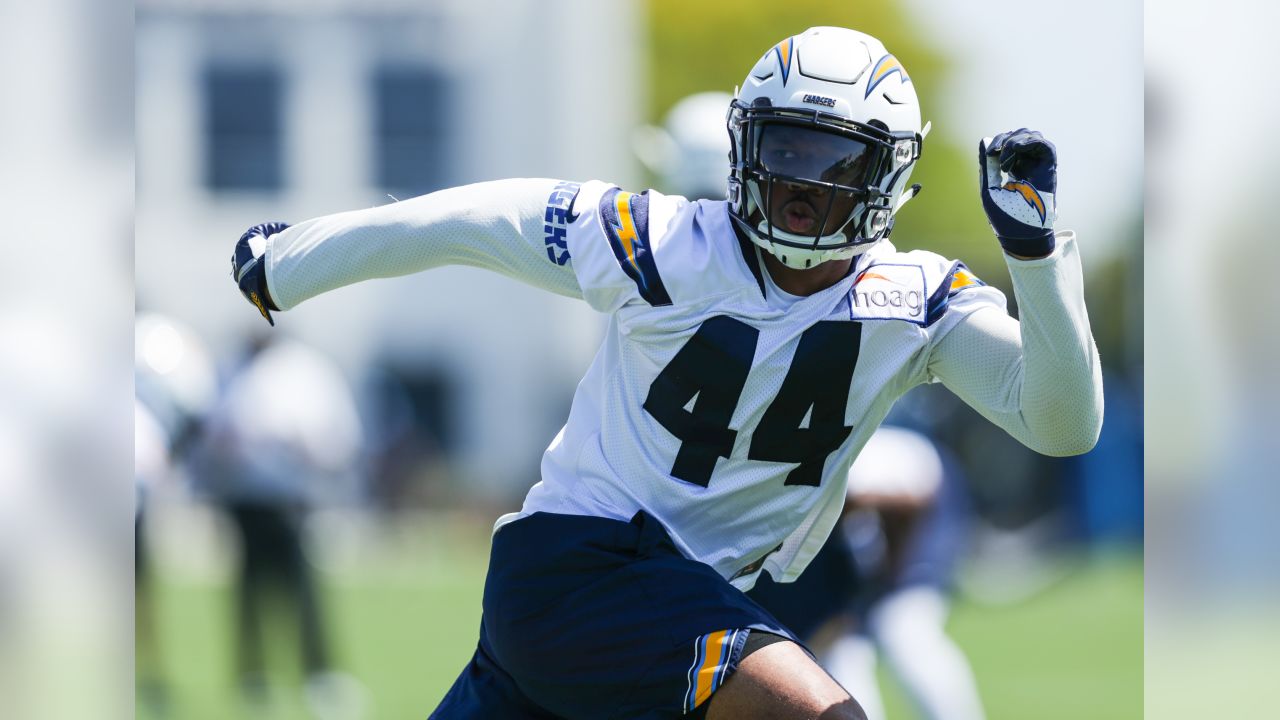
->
[229, 178, 586, 321]
[926, 130, 1103, 456]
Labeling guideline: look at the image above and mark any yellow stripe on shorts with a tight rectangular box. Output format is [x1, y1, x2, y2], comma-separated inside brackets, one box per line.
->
[684, 629, 741, 713]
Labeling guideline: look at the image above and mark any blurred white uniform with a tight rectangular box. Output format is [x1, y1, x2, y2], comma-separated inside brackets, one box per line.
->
[134, 400, 169, 513]
[134, 313, 218, 514]
[135, 313, 217, 445]
[201, 340, 363, 505]
[264, 178, 1101, 589]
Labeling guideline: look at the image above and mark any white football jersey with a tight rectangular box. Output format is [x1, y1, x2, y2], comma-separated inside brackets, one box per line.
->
[265, 177, 1102, 590]
[505, 181, 1005, 589]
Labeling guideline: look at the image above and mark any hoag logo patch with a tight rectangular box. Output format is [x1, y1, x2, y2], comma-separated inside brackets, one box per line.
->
[849, 263, 928, 324]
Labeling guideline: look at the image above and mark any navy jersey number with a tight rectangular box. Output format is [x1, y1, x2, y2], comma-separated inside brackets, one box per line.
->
[748, 322, 862, 486]
[643, 316, 862, 488]
[642, 316, 759, 487]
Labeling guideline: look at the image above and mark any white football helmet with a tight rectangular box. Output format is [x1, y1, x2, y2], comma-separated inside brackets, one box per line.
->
[729, 27, 928, 269]
[846, 426, 944, 502]
[662, 91, 736, 201]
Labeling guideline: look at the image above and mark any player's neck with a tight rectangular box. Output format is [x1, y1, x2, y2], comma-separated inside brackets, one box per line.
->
[760, 251, 853, 297]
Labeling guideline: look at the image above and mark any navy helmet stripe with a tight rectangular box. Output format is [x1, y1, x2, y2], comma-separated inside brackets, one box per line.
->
[599, 188, 673, 307]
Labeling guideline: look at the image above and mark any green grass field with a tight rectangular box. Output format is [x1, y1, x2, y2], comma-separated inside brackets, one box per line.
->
[137, 512, 1141, 719]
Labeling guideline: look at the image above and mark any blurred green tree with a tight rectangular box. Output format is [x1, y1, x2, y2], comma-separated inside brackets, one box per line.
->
[645, 0, 1004, 283]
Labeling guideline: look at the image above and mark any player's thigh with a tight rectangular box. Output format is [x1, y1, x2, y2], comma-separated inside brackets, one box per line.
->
[705, 638, 867, 720]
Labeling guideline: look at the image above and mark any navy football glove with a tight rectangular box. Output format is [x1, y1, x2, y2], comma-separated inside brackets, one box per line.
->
[230, 221, 289, 326]
[978, 129, 1058, 258]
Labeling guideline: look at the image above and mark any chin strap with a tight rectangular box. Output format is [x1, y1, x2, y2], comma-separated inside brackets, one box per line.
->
[751, 218, 878, 269]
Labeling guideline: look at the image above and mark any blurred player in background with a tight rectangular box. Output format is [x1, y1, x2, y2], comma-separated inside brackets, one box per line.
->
[751, 427, 985, 720]
[634, 90, 737, 202]
[135, 313, 218, 717]
[832, 427, 985, 720]
[189, 334, 365, 719]
[229, 26, 1101, 719]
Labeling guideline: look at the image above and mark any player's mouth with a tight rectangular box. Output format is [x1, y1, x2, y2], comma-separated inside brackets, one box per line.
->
[780, 199, 819, 234]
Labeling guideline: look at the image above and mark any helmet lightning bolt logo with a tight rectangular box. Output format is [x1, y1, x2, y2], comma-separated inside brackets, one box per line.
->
[1002, 180, 1047, 223]
[773, 37, 795, 85]
[865, 54, 909, 99]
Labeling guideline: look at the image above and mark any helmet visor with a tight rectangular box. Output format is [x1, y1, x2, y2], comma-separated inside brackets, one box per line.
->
[754, 123, 879, 189]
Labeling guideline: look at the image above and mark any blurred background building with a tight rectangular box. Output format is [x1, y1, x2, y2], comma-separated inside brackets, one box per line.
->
[137, 0, 639, 501]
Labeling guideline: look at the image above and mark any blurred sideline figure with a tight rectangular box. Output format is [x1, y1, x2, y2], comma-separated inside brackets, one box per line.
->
[135, 313, 218, 717]
[134, 399, 171, 715]
[189, 334, 365, 718]
[230, 27, 1101, 719]
[751, 426, 985, 720]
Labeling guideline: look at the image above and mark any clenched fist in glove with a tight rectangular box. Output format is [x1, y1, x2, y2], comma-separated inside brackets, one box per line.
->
[978, 129, 1058, 259]
[230, 221, 289, 326]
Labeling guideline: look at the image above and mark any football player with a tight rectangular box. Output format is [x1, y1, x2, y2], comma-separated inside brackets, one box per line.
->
[230, 26, 1102, 720]
[186, 334, 364, 715]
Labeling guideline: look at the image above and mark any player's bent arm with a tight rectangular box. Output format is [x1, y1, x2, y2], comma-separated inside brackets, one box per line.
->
[927, 231, 1103, 456]
[263, 178, 584, 311]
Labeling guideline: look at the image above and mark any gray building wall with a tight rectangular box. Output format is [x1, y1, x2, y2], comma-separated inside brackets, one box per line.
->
[137, 0, 644, 496]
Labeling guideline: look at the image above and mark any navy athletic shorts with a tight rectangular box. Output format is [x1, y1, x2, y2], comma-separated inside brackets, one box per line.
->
[430, 510, 798, 719]
[747, 526, 861, 641]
